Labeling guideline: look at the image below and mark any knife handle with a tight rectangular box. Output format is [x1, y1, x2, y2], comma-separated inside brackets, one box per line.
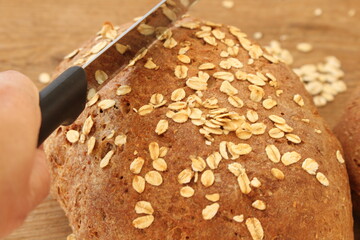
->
[38, 66, 87, 147]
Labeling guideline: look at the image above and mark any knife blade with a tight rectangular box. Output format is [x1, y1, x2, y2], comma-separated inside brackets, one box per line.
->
[38, 0, 197, 146]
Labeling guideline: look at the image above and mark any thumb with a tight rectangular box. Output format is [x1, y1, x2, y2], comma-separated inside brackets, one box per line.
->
[0, 70, 50, 238]
[27, 148, 50, 214]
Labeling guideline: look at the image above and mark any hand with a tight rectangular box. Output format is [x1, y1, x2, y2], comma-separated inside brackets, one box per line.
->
[0, 71, 50, 238]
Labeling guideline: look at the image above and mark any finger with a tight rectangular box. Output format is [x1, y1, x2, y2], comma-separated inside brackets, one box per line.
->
[0, 70, 41, 187]
[0, 71, 44, 238]
[27, 148, 51, 211]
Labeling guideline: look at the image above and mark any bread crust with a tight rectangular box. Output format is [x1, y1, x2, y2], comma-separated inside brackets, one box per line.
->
[45, 17, 354, 240]
[334, 87, 360, 216]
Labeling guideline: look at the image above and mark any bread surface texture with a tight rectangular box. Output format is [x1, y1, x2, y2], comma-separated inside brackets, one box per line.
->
[44, 16, 354, 240]
[334, 88, 360, 215]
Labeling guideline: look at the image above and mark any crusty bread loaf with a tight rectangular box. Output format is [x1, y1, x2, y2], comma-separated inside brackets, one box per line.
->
[44, 16, 354, 239]
[334, 88, 360, 216]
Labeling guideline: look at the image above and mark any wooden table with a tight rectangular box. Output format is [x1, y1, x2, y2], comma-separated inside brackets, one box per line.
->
[1, 0, 359, 239]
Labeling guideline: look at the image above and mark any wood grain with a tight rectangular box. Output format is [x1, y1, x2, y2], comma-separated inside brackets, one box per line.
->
[0, 0, 359, 239]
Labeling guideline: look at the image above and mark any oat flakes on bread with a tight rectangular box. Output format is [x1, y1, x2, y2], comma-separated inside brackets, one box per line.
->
[44, 12, 354, 240]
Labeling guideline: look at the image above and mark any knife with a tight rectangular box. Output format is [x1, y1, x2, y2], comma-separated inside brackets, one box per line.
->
[38, 0, 197, 146]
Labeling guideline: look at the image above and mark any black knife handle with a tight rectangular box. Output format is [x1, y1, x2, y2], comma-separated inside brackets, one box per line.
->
[38, 66, 87, 147]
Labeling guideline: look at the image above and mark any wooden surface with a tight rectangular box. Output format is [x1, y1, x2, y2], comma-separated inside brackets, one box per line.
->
[0, 0, 359, 239]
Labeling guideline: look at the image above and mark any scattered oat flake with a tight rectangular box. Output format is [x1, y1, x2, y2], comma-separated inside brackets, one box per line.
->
[155, 120, 169, 135]
[87, 93, 99, 107]
[268, 128, 284, 139]
[262, 98, 277, 110]
[246, 110, 258, 123]
[135, 201, 154, 215]
[186, 77, 208, 91]
[316, 172, 329, 186]
[144, 58, 158, 70]
[302, 158, 319, 175]
[130, 157, 145, 174]
[220, 81, 238, 96]
[162, 5, 177, 21]
[174, 65, 189, 79]
[163, 37, 178, 49]
[87, 136, 96, 155]
[137, 23, 155, 35]
[269, 115, 286, 124]
[212, 29, 225, 40]
[204, 36, 218, 46]
[98, 99, 115, 110]
[180, 186, 195, 198]
[281, 151, 301, 166]
[253, 32, 263, 40]
[149, 142, 160, 160]
[95, 70, 108, 85]
[79, 133, 85, 144]
[271, 168, 285, 180]
[178, 168, 194, 184]
[116, 85, 132, 96]
[252, 200, 266, 211]
[248, 85, 265, 102]
[114, 134, 127, 146]
[66, 233, 76, 240]
[132, 175, 146, 193]
[152, 158, 167, 172]
[233, 215, 244, 223]
[206, 152, 222, 170]
[90, 41, 107, 54]
[138, 104, 154, 116]
[199, 63, 216, 70]
[222, 0, 234, 9]
[205, 193, 220, 202]
[38, 72, 51, 84]
[297, 42, 313, 53]
[251, 177, 262, 188]
[100, 150, 114, 168]
[132, 215, 154, 229]
[66, 130, 80, 143]
[145, 170, 163, 186]
[159, 146, 169, 158]
[275, 123, 293, 133]
[213, 71, 235, 82]
[191, 156, 206, 172]
[314, 8, 323, 16]
[238, 172, 252, 194]
[285, 134, 302, 144]
[202, 203, 220, 220]
[180, 21, 201, 29]
[82, 117, 93, 136]
[64, 49, 79, 60]
[247, 74, 266, 86]
[228, 95, 244, 108]
[201, 169, 215, 187]
[87, 88, 96, 101]
[293, 94, 305, 106]
[177, 54, 191, 64]
[171, 88, 186, 101]
[171, 110, 189, 123]
[265, 145, 281, 163]
[116, 43, 130, 55]
[246, 218, 264, 240]
[336, 150, 345, 163]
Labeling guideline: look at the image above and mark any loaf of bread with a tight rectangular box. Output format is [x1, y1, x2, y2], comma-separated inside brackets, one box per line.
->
[44, 16, 354, 239]
[334, 89, 360, 216]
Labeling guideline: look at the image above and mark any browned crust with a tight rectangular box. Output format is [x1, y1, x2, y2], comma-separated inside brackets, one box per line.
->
[334, 87, 360, 216]
[45, 17, 353, 240]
